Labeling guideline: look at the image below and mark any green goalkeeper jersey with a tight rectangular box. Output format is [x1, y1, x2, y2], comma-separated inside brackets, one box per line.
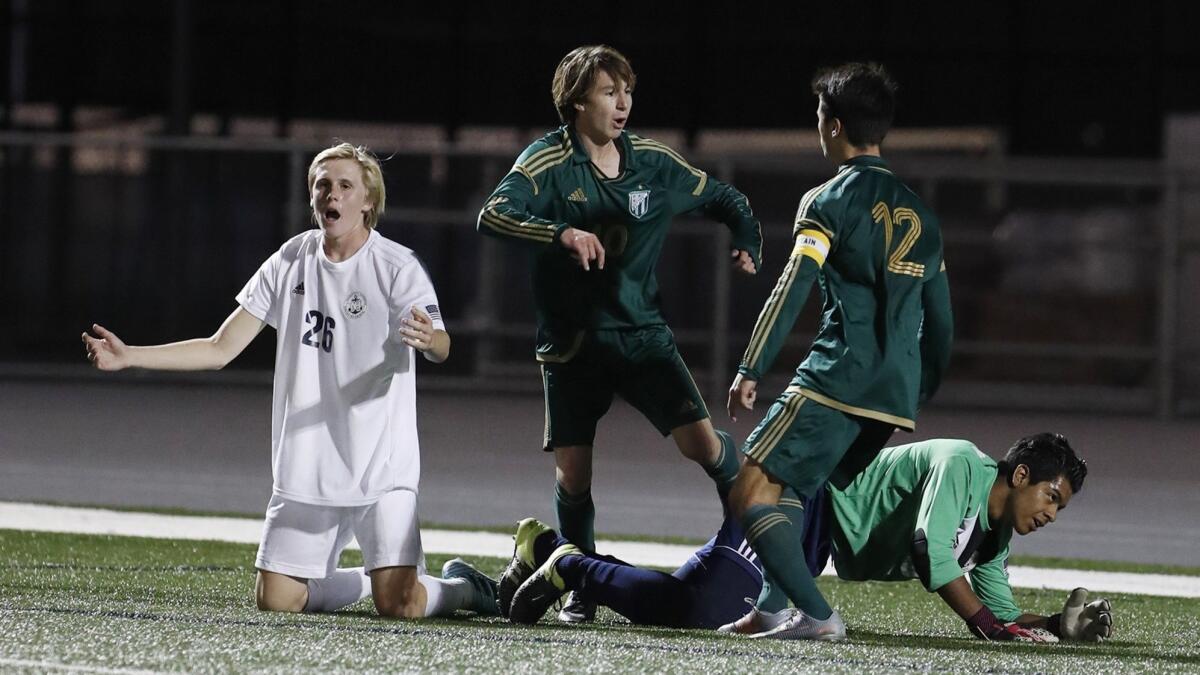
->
[478, 126, 762, 362]
[738, 156, 952, 430]
[828, 439, 1022, 621]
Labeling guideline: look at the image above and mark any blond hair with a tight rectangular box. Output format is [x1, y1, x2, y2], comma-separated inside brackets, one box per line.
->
[307, 142, 386, 230]
[551, 45, 637, 125]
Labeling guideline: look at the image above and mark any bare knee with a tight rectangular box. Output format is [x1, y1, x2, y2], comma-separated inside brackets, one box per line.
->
[729, 460, 782, 520]
[257, 595, 304, 613]
[255, 570, 308, 613]
[372, 568, 425, 618]
[374, 591, 423, 618]
[728, 475, 755, 520]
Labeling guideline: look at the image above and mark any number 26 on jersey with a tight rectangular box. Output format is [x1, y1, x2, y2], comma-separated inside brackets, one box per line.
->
[301, 309, 335, 353]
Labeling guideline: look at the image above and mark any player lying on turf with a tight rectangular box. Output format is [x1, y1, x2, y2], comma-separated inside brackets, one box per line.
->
[500, 498, 788, 630]
[82, 142, 498, 620]
[500, 434, 1113, 643]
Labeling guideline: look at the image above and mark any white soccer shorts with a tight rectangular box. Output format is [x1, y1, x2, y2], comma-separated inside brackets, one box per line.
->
[254, 489, 425, 579]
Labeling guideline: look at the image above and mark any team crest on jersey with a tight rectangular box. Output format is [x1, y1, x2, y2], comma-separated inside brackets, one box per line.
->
[628, 190, 651, 219]
[343, 291, 367, 319]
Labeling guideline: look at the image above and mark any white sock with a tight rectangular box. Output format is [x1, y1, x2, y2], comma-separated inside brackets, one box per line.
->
[417, 575, 471, 617]
[304, 567, 372, 613]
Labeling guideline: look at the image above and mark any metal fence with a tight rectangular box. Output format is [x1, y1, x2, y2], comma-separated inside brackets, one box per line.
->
[2, 130, 1196, 417]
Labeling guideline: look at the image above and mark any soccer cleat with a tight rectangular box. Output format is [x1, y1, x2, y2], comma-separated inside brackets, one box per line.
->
[441, 558, 501, 616]
[717, 600, 796, 636]
[556, 590, 597, 624]
[749, 608, 847, 641]
[498, 518, 554, 618]
[508, 543, 581, 625]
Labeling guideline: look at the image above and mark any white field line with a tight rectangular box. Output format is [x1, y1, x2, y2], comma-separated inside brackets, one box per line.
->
[2, 501, 1198, 599]
[0, 657, 162, 674]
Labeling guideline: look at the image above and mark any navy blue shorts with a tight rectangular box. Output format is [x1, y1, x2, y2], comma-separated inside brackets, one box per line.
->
[670, 492, 832, 629]
[671, 515, 764, 629]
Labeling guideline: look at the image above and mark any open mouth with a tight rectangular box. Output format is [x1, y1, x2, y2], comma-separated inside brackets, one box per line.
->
[324, 208, 341, 221]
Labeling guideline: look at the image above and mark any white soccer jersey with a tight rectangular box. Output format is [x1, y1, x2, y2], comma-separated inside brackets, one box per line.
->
[236, 229, 444, 506]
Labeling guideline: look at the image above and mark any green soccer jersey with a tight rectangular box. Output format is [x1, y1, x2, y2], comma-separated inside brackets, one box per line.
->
[738, 155, 952, 430]
[478, 126, 762, 361]
[828, 439, 1022, 621]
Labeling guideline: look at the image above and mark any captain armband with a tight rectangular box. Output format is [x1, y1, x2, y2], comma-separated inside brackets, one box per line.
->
[791, 228, 832, 267]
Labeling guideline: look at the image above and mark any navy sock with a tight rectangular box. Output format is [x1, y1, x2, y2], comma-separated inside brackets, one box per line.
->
[741, 504, 832, 620]
[555, 482, 595, 553]
[532, 532, 567, 567]
[556, 554, 691, 627]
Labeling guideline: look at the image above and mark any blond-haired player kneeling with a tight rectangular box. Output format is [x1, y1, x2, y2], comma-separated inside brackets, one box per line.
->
[82, 142, 497, 619]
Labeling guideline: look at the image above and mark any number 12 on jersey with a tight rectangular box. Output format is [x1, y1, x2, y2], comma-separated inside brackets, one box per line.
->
[301, 309, 335, 353]
[872, 201, 926, 278]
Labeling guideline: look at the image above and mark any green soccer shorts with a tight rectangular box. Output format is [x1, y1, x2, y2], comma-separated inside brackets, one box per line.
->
[741, 389, 895, 498]
[539, 326, 709, 451]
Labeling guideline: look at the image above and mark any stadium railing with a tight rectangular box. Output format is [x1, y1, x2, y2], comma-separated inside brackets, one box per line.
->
[0, 124, 1195, 417]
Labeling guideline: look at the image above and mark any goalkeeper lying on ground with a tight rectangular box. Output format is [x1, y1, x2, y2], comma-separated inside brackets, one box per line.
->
[501, 433, 1112, 643]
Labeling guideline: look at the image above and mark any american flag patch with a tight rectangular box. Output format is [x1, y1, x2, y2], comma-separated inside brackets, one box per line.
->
[425, 304, 442, 322]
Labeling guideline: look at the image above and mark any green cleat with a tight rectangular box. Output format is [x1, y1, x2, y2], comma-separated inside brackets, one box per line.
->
[508, 543, 581, 625]
[498, 518, 554, 618]
[441, 558, 500, 616]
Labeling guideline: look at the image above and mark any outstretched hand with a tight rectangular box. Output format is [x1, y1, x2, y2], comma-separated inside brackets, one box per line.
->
[559, 227, 605, 271]
[81, 324, 129, 371]
[1059, 588, 1113, 642]
[731, 249, 757, 275]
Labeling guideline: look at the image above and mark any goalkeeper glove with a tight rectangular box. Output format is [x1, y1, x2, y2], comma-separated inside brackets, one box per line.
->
[967, 606, 1055, 642]
[1049, 587, 1112, 642]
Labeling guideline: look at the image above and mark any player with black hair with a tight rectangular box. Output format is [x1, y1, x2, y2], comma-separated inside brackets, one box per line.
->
[503, 434, 1112, 645]
[727, 61, 954, 640]
[726, 433, 1111, 642]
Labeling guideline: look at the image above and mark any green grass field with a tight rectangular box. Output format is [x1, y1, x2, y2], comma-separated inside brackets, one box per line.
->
[2, 529, 1198, 674]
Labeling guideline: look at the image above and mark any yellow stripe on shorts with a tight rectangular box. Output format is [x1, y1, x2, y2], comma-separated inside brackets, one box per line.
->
[748, 393, 807, 463]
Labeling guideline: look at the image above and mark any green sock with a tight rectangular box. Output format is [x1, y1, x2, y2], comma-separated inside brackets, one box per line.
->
[755, 573, 789, 613]
[755, 494, 809, 611]
[742, 504, 832, 620]
[704, 429, 741, 496]
[554, 482, 595, 553]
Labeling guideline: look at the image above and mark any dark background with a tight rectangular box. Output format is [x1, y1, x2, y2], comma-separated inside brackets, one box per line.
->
[2, 0, 1196, 414]
[6, 0, 1197, 156]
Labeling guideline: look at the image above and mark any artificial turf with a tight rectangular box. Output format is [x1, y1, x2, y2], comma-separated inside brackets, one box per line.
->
[1, 529, 1197, 674]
